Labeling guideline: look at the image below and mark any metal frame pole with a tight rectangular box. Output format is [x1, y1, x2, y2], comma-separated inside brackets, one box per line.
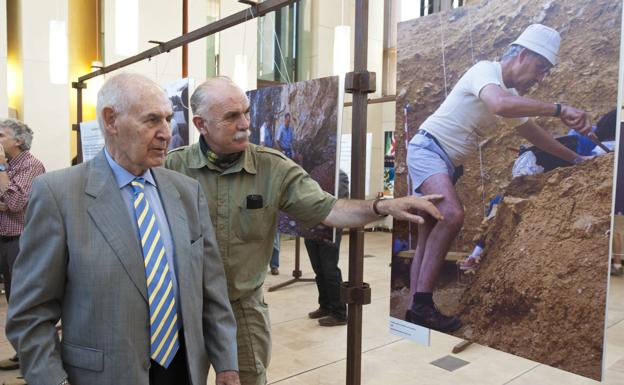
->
[73, 0, 297, 159]
[342, 1, 375, 384]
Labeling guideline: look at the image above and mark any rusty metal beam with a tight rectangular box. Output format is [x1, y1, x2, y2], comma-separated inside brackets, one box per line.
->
[74, 0, 297, 164]
[76, 0, 296, 83]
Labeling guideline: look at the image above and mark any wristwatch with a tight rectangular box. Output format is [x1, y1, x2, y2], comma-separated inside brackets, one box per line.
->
[553, 102, 562, 117]
[0, 164, 7, 172]
[373, 196, 388, 217]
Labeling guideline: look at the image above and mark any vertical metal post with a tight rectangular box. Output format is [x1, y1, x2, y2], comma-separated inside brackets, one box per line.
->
[72, 81, 87, 164]
[182, 0, 188, 77]
[346, 1, 371, 384]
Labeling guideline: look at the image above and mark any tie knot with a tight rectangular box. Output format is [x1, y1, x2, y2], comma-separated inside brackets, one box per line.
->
[130, 177, 146, 194]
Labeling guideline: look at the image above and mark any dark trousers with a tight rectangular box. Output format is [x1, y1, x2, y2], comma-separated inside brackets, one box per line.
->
[304, 233, 346, 320]
[0, 236, 20, 302]
[149, 331, 190, 385]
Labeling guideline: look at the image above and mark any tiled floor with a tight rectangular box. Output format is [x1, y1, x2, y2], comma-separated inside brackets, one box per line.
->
[0, 232, 622, 384]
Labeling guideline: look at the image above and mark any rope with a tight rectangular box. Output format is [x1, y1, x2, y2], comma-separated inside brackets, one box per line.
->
[438, 12, 449, 98]
[271, 12, 292, 84]
[467, 5, 487, 219]
[404, 104, 413, 248]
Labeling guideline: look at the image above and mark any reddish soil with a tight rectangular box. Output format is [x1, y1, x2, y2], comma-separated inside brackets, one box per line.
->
[391, 155, 613, 380]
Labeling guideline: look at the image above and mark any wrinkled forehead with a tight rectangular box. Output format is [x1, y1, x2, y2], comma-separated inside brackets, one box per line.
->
[127, 86, 173, 115]
[210, 85, 249, 115]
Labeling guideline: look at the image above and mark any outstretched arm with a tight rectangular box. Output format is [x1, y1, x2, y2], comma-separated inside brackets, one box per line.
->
[322, 195, 444, 229]
[479, 84, 591, 135]
[515, 120, 584, 163]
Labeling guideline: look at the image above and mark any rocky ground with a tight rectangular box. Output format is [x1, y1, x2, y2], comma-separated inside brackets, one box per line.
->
[391, 154, 613, 380]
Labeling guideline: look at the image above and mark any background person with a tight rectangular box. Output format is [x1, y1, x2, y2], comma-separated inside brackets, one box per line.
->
[305, 169, 350, 327]
[0, 118, 45, 373]
[275, 112, 294, 158]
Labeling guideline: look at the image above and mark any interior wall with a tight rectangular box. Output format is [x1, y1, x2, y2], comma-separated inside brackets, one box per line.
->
[0, 0, 7, 117]
[218, 1, 258, 92]
[6, 0, 22, 118]
[187, 0, 209, 82]
[341, 100, 395, 200]
[298, 0, 389, 204]
[68, 0, 97, 161]
[20, 0, 70, 171]
[103, 0, 184, 84]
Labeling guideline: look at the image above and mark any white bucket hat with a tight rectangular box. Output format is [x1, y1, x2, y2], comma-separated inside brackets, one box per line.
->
[511, 24, 561, 66]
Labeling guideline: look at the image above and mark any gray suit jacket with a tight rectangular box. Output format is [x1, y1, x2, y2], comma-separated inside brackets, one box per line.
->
[6, 150, 237, 385]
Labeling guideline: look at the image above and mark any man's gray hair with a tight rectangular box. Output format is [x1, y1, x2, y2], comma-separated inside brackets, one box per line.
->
[501, 44, 524, 61]
[190, 76, 241, 121]
[501, 44, 546, 62]
[0, 118, 33, 150]
[96, 73, 168, 133]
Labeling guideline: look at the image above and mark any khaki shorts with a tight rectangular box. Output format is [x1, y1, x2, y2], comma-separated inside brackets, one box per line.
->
[407, 131, 459, 195]
[230, 287, 271, 385]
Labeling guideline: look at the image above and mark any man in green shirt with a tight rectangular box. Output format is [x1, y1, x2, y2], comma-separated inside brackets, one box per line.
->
[165, 76, 443, 385]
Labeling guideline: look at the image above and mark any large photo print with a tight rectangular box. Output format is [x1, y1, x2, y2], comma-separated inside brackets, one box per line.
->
[247, 76, 339, 241]
[390, 0, 621, 380]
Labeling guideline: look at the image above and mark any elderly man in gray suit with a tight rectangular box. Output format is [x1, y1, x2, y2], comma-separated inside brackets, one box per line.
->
[5, 73, 240, 385]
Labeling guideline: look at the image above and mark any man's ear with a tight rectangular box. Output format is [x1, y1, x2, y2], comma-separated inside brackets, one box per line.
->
[192, 115, 207, 135]
[102, 107, 117, 135]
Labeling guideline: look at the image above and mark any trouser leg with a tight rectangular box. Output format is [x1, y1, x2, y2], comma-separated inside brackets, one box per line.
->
[0, 238, 19, 302]
[317, 233, 345, 319]
[231, 288, 271, 385]
[305, 238, 330, 310]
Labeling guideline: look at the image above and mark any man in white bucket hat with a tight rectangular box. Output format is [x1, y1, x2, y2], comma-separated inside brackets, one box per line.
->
[405, 24, 592, 333]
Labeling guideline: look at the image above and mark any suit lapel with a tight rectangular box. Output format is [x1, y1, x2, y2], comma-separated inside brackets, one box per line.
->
[85, 151, 148, 302]
[152, 169, 192, 296]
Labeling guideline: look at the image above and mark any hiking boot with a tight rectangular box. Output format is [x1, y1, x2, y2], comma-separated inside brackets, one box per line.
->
[611, 265, 623, 276]
[405, 304, 462, 333]
[318, 315, 347, 327]
[0, 355, 19, 370]
[308, 307, 331, 319]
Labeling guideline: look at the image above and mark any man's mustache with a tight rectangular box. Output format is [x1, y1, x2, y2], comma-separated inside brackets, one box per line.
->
[233, 130, 251, 141]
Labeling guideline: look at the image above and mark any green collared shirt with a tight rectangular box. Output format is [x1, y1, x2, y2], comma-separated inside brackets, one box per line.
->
[165, 142, 336, 300]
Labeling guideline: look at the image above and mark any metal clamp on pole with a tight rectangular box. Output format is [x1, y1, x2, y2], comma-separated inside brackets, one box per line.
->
[72, 81, 87, 90]
[340, 282, 371, 305]
[344, 71, 376, 94]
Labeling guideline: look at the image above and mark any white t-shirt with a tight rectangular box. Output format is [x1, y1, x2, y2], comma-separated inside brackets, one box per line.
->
[419, 61, 528, 165]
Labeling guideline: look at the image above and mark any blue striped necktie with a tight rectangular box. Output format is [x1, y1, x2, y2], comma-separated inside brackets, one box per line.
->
[130, 177, 179, 368]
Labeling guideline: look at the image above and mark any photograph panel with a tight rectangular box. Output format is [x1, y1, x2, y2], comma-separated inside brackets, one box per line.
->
[247, 76, 339, 241]
[390, 0, 622, 380]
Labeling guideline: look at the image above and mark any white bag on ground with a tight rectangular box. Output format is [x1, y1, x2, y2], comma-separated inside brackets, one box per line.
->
[512, 151, 544, 178]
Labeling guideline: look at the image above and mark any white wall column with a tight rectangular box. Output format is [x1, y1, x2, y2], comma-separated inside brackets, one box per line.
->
[20, 0, 70, 170]
[219, 1, 257, 91]
[0, 0, 8, 117]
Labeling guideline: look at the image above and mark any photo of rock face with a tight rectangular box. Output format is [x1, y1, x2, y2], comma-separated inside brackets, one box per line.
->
[162, 78, 190, 151]
[390, 0, 621, 380]
[247, 76, 339, 241]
